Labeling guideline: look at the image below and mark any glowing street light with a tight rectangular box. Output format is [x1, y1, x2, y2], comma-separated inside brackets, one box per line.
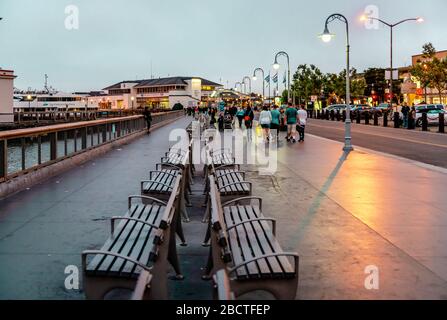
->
[320, 13, 353, 152]
[252, 67, 265, 101]
[273, 51, 291, 102]
[360, 15, 424, 105]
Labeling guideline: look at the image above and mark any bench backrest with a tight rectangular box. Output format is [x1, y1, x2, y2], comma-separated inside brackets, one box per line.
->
[159, 175, 182, 230]
[208, 176, 231, 261]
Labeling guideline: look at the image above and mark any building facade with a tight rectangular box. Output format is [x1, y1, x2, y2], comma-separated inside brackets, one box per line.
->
[0, 69, 16, 123]
[400, 50, 447, 105]
[92, 76, 222, 110]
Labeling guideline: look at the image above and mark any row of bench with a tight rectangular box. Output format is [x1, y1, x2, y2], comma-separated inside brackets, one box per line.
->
[81, 139, 194, 300]
[202, 138, 300, 300]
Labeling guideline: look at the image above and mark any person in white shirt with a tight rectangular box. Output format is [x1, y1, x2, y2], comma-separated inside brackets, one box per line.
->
[297, 106, 308, 142]
[259, 105, 272, 142]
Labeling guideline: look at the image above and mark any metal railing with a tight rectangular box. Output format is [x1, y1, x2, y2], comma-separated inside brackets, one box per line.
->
[0, 110, 184, 182]
[12, 109, 175, 126]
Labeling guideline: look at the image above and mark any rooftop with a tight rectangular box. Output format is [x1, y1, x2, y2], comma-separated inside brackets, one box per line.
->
[103, 77, 222, 90]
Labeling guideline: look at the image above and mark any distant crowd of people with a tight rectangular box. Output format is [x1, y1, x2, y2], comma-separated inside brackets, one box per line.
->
[186, 103, 309, 143]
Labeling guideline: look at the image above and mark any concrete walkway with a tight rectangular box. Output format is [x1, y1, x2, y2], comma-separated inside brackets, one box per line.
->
[245, 130, 447, 299]
[1, 116, 447, 300]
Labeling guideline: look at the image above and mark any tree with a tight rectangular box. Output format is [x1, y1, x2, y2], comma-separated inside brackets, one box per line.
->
[411, 43, 447, 103]
[291, 64, 325, 106]
[324, 68, 365, 103]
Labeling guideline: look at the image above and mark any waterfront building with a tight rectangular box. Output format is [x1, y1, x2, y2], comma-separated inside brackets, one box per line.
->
[95, 76, 223, 110]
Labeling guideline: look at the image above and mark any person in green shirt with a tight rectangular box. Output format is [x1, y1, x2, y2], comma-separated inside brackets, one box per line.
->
[285, 102, 298, 143]
[270, 105, 281, 140]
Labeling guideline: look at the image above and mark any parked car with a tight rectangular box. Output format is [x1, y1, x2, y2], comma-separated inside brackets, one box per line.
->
[351, 104, 373, 119]
[414, 105, 447, 127]
[325, 104, 349, 112]
[371, 103, 391, 116]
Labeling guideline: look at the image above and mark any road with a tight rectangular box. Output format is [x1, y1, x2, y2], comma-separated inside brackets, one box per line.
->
[306, 119, 447, 168]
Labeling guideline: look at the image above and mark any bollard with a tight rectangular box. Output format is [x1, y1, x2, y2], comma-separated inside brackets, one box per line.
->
[422, 112, 428, 131]
[326, 110, 330, 120]
[374, 112, 379, 126]
[383, 111, 388, 127]
[356, 111, 361, 124]
[317, 110, 321, 119]
[330, 110, 335, 121]
[342, 110, 346, 122]
[336, 110, 341, 121]
[439, 113, 445, 133]
[365, 112, 370, 125]
[394, 112, 400, 129]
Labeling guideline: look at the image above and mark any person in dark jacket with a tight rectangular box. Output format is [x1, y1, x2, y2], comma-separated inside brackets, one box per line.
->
[244, 106, 255, 141]
[143, 107, 152, 134]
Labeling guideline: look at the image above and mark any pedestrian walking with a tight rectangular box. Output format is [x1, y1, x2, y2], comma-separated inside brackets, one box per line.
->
[401, 103, 410, 129]
[270, 105, 281, 140]
[143, 107, 152, 134]
[236, 107, 245, 128]
[244, 106, 255, 141]
[408, 106, 416, 130]
[285, 103, 298, 143]
[297, 105, 308, 142]
[259, 105, 272, 142]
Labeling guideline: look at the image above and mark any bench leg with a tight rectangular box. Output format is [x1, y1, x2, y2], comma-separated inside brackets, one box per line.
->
[201, 246, 214, 280]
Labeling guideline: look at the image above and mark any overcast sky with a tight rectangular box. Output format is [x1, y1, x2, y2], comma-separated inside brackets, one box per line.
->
[0, 0, 446, 93]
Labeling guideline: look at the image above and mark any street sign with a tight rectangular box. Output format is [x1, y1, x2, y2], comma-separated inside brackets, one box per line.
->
[385, 70, 399, 80]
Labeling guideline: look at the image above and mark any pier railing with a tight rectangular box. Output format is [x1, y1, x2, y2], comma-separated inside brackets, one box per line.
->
[12, 108, 173, 126]
[0, 110, 184, 182]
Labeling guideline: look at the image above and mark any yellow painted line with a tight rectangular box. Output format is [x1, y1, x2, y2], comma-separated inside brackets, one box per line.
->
[308, 123, 447, 149]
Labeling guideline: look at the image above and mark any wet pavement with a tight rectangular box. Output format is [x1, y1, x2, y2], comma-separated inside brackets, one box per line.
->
[1, 116, 447, 299]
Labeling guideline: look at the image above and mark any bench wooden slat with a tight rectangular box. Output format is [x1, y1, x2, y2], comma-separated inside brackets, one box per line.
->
[252, 206, 295, 276]
[102, 205, 155, 276]
[87, 204, 143, 275]
[221, 207, 247, 279]
[232, 205, 271, 277]
[120, 205, 164, 275]
[242, 205, 285, 277]
[223, 207, 254, 279]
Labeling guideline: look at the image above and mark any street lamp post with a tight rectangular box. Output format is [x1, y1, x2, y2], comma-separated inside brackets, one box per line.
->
[273, 51, 291, 103]
[234, 82, 242, 92]
[320, 13, 353, 152]
[252, 68, 265, 100]
[361, 15, 423, 106]
[243, 76, 252, 95]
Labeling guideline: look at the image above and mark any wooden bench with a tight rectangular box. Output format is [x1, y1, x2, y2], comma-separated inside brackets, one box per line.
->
[158, 148, 191, 222]
[82, 176, 183, 300]
[204, 176, 299, 300]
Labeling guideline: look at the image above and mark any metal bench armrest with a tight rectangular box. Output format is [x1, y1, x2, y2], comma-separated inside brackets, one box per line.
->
[82, 250, 152, 273]
[128, 195, 167, 209]
[156, 163, 182, 171]
[216, 171, 246, 180]
[229, 252, 299, 275]
[222, 197, 263, 210]
[150, 170, 178, 179]
[110, 216, 159, 234]
[226, 218, 276, 236]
